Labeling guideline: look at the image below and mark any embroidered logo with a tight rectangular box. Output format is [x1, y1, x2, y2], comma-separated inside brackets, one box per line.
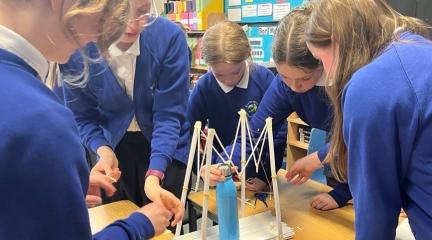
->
[245, 101, 259, 116]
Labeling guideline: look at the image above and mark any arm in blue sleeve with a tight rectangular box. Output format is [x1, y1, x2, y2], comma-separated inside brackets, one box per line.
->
[149, 29, 190, 172]
[343, 70, 418, 239]
[187, 83, 208, 133]
[60, 50, 111, 153]
[328, 183, 352, 207]
[317, 143, 329, 162]
[93, 213, 155, 240]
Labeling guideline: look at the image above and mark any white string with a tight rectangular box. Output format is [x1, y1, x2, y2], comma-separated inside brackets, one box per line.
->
[229, 119, 242, 161]
[245, 119, 259, 171]
[240, 126, 268, 174]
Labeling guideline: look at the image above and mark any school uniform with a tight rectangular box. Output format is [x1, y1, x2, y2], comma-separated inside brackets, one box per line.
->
[59, 17, 190, 207]
[225, 74, 351, 206]
[188, 63, 286, 182]
[0, 25, 155, 240]
[342, 32, 432, 239]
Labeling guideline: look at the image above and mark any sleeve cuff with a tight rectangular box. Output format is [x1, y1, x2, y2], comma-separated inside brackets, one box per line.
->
[328, 183, 352, 207]
[126, 212, 155, 239]
[317, 143, 330, 162]
[148, 155, 170, 173]
[89, 137, 111, 154]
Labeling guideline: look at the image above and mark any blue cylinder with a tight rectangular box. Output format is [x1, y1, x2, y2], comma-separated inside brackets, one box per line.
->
[216, 164, 240, 240]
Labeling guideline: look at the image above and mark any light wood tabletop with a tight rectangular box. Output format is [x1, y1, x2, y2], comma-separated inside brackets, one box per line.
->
[188, 170, 355, 240]
[88, 200, 174, 240]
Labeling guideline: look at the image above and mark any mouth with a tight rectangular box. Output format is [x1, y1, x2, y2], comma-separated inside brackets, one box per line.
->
[124, 32, 138, 38]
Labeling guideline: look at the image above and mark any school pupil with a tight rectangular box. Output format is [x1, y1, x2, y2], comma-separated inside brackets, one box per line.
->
[0, 0, 173, 239]
[188, 21, 286, 191]
[305, 0, 432, 238]
[59, 0, 189, 229]
[269, 3, 352, 210]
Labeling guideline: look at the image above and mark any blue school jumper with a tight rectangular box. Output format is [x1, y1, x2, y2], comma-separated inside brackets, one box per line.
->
[59, 17, 190, 173]
[343, 32, 432, 239]
[226, 74, 351, 206]
[0, 49, 155, 239]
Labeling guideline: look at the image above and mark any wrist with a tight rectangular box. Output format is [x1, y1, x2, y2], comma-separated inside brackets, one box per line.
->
[145, 170, 164, 181]
[97, 145, 114, 157]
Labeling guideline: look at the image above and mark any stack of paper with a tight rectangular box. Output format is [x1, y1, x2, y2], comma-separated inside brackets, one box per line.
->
[175, 211, 294, 240]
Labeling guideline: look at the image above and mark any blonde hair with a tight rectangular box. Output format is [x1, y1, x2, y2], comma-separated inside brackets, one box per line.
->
[201, 21, 251, 65]
[305, 0, 430, 182]
[54, 0, 130, 88]
[272, 2, 319, 70]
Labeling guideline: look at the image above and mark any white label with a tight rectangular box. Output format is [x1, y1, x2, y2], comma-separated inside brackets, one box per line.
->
[258, 3, 273, 16]
[273, 3, 291, 21]
[268, 26, 277, 35]
[228, 0, 241, 6]
[242, 4, 258, 18]
[258, 27, 268, 35]
[227, 8, 242, 22]
[249, 37, 263, 47]
[252, 49, 264, 59]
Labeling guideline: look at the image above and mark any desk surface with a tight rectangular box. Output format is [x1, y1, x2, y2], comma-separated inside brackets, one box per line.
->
[88, 200, 174, 240]
[188, 170, 355, 240]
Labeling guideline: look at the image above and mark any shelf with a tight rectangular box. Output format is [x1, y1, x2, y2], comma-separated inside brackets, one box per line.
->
[288, 117, 308, 126]
[191, 66, 208, 71]
[187, 30, 205, 35]
[288, 140, 309, 150]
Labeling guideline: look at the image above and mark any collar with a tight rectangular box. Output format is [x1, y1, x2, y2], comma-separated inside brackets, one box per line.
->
[216, 61, 250, 93]
[109, 37, 140, 57]
[0, 25, 48, 80]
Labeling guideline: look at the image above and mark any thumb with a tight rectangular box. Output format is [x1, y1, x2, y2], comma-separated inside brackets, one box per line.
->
[103, 162, 113, 176]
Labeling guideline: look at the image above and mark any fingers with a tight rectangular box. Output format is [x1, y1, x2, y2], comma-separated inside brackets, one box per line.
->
[171, 202, 185, 226]
[159, 191, 185, 226]
[90, 173, 117, 196]
[289, 174, 306, 185]
[86, 195, 102, 207]
[310, 193, 338, 211]
[202, 166, 225, 186]
[103, 163, 113, 177]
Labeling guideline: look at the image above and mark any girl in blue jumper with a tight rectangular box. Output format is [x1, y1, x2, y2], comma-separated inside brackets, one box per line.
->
[188, 21, 286, 191]
[59, 0, 189, 225]
[0, 0, 173, 239]
[205, 4, 352, 210]
[304, 0, 432, 238]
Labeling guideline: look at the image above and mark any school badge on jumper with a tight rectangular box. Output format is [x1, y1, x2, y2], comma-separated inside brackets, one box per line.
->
[245, 101, 259, 117]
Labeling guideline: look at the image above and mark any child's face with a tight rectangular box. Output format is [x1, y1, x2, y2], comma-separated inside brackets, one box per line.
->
[307, 42, 339, 83]
[276, 63, 323, 93]
[210, 62, 246, 87]
[119, 0, 151, 44]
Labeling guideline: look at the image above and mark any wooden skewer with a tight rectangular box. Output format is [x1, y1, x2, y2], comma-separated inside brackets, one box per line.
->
[175, 121, 201, 237]
[239, 109, 247, 216]
[266, 117, 283, 239]
[201, 128, 215, 240]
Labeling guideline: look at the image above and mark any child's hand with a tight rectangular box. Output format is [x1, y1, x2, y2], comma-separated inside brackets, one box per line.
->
[200, 164, 225, 186]
[310, 192, 339, 211]
[136, 202, 172, 236]
[286, 152, 323, 185]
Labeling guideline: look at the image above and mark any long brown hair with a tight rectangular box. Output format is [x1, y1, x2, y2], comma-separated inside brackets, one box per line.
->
[201, 21, 252, 65]
[272, 2, 319, 70]
[305, 0, 430, 182]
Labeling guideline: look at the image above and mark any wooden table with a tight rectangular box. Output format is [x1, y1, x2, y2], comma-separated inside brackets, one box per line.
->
[88, 200, 174, 240]
[187, 170, 355, 240]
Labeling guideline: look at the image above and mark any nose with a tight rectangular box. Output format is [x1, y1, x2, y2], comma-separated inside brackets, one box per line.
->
[291, 80, 304, 92]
